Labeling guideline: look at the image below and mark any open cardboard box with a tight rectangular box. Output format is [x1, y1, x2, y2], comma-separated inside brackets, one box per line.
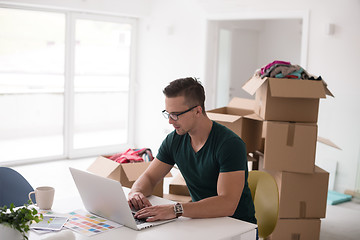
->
[163, 194, 192, 203]
[164, 172, 192, 203]
[242, 75, 333, 123]
[269, 218, 321, 240]
[267, 165, 329, 219]
[261, 121, 318, 174]
[87, 156, 171, 197]
[206, 97, 262, 153]
[169, 172, 190, 196]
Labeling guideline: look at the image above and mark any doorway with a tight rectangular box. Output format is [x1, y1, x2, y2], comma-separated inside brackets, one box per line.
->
[205, 12, 309, 109]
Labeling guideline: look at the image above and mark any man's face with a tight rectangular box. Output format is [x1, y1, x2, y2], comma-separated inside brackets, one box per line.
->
[164, 96, 197, 135]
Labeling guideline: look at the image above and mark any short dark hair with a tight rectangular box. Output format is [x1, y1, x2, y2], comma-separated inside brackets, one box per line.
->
[163, 77, 206, 113]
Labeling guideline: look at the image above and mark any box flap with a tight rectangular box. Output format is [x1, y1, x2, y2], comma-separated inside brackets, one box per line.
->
[322, 80, 334, 97]
[243, 113, 263, 121]
[242, 74, 333, 99]
[268, 78, 327, 98]
[121, 162, 172, 181]
[207, 112, 242, 123]
[227, 97, 255, 111]
[325, 86, 334, 97]
[317, 136, 342, 150]
[163, 193, 192, 203]
[242, 75, 267, 95]
[87, 156, 120, 177]
[121, 162, 152, 181]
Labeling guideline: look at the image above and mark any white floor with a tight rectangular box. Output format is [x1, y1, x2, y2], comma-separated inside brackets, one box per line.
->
[9, 157, 360, 240]
[320, 198, 360, 240]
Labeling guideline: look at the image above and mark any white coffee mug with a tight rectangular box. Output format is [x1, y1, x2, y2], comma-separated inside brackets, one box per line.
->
[28, 186, 55, 210]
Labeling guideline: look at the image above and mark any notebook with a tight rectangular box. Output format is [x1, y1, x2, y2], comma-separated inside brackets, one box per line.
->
[69, 167, 176, 230]
[30, 215, 68, 231]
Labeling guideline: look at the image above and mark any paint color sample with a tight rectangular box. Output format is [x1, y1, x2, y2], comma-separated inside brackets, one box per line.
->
[64, 209, 123, 236]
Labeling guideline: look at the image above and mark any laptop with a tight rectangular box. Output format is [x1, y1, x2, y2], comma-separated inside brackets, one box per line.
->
[69, 167, 176, 230]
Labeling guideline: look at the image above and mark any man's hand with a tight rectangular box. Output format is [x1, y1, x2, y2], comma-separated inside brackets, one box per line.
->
[128, 191, 152, 210]
[134, 204, 176, 222]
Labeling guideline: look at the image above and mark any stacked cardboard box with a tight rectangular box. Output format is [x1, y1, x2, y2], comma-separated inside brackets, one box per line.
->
[242, 75, 333, 240]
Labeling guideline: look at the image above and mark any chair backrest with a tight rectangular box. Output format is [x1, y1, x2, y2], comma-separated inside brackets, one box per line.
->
[0, 167, 35, 207]
[248, 170, 279, 239]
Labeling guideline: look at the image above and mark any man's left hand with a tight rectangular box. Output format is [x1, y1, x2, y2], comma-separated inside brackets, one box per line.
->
[134, 204, 176, 222]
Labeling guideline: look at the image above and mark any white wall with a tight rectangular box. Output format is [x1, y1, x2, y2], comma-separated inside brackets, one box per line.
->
[2, 0, 360, 193]
[226, 19, 302, 100]
[257, 19, 302, 67]
[216, 29, 232, 107]
[231, 28, 259, 99]
[2, 0, 151, 17]
[133, 0, 207, 153]
[136, 0, 360, 194]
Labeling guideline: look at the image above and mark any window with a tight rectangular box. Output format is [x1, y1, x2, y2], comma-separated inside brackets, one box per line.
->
[0, 6, 136, 164]
[72, 17, 132, 150]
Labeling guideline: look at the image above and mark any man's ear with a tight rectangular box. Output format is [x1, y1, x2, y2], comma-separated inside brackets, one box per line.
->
[196, 106, 203, 115]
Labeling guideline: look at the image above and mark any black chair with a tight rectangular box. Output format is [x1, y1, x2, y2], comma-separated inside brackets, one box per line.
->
[0, 167, 35, 207]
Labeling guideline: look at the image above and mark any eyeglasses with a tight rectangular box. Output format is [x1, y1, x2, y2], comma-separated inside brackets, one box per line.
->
[162, 106, 198, 121]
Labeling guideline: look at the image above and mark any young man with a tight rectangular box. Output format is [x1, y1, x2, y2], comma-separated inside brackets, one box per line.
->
[128, 77, 256, 224]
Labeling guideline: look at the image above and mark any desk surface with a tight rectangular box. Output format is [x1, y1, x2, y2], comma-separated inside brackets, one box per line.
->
[29, 188, 257, 240]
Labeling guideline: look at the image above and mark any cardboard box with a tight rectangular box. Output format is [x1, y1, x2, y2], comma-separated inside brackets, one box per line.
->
[207, 97, 263, 153]
[169, 173, 190, 196]
[261, 121, 318, 174]
[247, 154, 258, 171]
[269, 166, 329, 219]
[87, 156, 171, 197]
[165, 172, 192, 203]
[163, 194, 192, 203]
[269, 219, 321, 240]
[242, 75, 333, 122]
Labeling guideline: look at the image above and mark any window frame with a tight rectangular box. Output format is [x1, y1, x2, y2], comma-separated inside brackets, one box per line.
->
[0, 4, 137, 164]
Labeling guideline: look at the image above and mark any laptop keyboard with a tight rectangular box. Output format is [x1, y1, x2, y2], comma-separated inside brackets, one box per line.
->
[132, 212, 147, 225]
[135, 217, 147, 225]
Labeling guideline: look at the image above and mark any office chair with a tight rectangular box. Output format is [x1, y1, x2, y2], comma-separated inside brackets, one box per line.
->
[248, 170, 279, 239]
[0, 167, 35, 207]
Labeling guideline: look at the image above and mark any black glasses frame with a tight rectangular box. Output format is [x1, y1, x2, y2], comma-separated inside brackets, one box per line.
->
[162, 106, 198, 121]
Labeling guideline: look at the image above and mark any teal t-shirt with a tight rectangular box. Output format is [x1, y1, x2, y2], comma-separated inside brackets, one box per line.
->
[157, 121, 256, 224]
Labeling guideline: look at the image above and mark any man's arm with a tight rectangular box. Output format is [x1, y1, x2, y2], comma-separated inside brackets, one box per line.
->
[182, 170, 244, 218]
[134, 170, 245, 221]
[128, 158, 173, 210]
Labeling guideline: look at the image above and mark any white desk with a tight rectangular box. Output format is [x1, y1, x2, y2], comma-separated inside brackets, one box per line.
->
[29, 188, 257, 240]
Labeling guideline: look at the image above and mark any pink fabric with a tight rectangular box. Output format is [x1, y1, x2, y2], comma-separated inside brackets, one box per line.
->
[109, 149, 145, 163]
[260, 60, 291, 75]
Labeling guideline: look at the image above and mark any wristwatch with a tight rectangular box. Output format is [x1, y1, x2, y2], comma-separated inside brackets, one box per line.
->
[174, 203, 183, 218]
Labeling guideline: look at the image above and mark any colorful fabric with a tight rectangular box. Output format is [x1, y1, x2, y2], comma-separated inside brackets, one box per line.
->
[109, 148, 153, 163]
[269, 65, 301, 78]
[275, 67, 304, 79]
[260, 60, 291, 75]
